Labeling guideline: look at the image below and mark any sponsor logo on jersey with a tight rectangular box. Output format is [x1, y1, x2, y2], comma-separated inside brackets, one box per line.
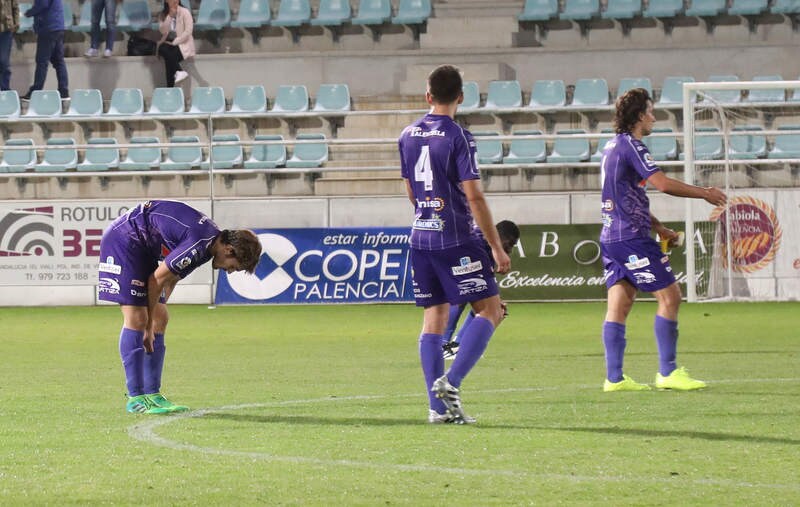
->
[417, 197, 445, 211]
[625, 255, 651, 270]
[409, 127, 445, 138]
[176, 257, 192, 269]
[633, 271, 657, 285]
[413, 217, 444, 231]
[131, 279, 145, 287]
[601, 213, 613, 228]
[130, 289, 146, 297]
[644, 152, 657, 167]
[98, 277, 120, 294]
[601, 199, 615, 211]
[452, 256, 483, 276]
[457, 277, 488, 296]
[99, 256, 121, 274]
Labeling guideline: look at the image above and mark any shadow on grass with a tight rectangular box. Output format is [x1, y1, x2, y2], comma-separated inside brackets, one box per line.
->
[203, 412, 429, 427]
[537, 426, 800, 445]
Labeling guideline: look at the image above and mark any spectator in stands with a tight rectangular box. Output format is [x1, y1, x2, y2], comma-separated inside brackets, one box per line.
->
[21, 0, 69, 100]
[84, 0, 116, 58]
[98, 200, 262, 414]
[399, 64, 511, 424]
[157, 0, 195, 87]
[599, 88, 727, 393]
[0, 0, 19, 91]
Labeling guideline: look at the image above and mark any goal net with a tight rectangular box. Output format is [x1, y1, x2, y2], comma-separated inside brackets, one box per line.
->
[683, 80, 800, 302]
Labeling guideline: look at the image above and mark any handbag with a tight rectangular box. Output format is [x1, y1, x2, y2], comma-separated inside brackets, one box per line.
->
[127, 36, 157, 56]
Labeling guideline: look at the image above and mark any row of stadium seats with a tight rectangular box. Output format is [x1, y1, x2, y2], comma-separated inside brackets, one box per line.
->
[0, 84, 350, 118]
[0, 133, 328, 172]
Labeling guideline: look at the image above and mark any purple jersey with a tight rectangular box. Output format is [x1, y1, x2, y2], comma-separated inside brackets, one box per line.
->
[399, 113, 482, 251]
[599, 133, 661, 243]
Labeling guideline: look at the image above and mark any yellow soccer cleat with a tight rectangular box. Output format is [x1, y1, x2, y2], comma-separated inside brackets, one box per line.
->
[603, 374, 652, 392]
[655, 367, 707, 391]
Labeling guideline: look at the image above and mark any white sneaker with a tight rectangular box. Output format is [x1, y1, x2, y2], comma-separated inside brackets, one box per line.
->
[103, 49, 112, 58]
[174, 70, 189, 84]
[84, 48, 98, 57]
[427, 409, 475, 425]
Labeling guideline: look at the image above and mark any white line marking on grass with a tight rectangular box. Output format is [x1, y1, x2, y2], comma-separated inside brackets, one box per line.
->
[128, 377, 800, 492]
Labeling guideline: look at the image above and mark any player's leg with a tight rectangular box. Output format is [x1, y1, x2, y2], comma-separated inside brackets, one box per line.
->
[653, 283, 706, 390]
[442, 304, 465, 346]
[143, 303, 189, 412]
[119, 306, 169, 414]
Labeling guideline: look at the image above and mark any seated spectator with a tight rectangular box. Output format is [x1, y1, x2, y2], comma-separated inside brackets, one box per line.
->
[157, 0, 195, 87]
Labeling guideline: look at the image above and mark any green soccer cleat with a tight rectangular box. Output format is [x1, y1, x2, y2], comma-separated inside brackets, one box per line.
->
[146, 393, 190, 413]
[603, 374, 652, 392]
[655, 367, 707, 391]
[126, 394, 171, 415]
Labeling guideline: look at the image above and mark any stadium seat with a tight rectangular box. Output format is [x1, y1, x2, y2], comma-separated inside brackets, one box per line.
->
[560, 0, 600, 20]
[484, 80, 522, 109]
[18, 4, 33, 32]
[616, 77, 653, 99]
[37, 138, 77, 172]
[643, 0, 682, 16]
[728, 0, 768, 15]
[286, 133, 328, 168]
[272, 0, 311, 26]
[0, 138, 36, 173]
[703, 75, 742, 104]
[107, 88, 144, 115]
[590, 129, 615, 162]
[311, 0, 351, 26]
[679, 127, 722, 160]
[503, 130, 546, 164]
[685, 0, 726, 17]
[189, 87, 226, 114]
[231, 0, 271, 27]
[729, 126, 767, 159]
[161, 136, 203, 170]
[768, 126, 800, 159]
[644, 128, 678, 160]
[0, 90, 21, 118]
[65, 89, 103, 116]
[78, 138, 119, 171]
[272, 85, 309, 112]
[473, 132, 503, 164]
[312, 84, 351, 112]
[228, 85, 267, 113]
[392, 0, 432, 25]
[602, 0, 641, 19]
[195, 0, 232, 30]
[519, 0, 559, 21]
[201, 134, 243, 169]
[24, 90, 62, 117]
[117, 0, 153, 32]
[460, 81, 481, 111]
[62, 2, 74, 29]
[658, 76, 695, 105]
[746, 75, 785, 102]
[352, 0, 392, 25]
[571, 78, 610, 106]
[147, 87, 185, 115]
[244, 134, 287, 168]
[119, 136, 161, 170]
[529, 80, 566, 108]
[771, 0, 800, 14]
[548, 129, 591, 162]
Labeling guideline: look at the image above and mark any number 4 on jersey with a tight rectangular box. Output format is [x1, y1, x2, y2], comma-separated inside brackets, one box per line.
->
[414, 145, 433, 191]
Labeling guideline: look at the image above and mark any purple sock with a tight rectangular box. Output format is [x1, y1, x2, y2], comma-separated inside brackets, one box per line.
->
[602, 321, 626, 383]
[654, 316, 678, 376]
[144, 332, 166, 394]
[453, 310, 476, 345]
[119, 328, 145, 397]
[447, 316, 494, 388]
[420, 333, 447, 413]
[442, 304, 465, 345]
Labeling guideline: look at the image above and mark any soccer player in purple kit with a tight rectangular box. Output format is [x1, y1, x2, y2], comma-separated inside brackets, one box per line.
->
[399, 65, 511, 424]
[599, 88, 727, 392]
[98, 200, 262, 414]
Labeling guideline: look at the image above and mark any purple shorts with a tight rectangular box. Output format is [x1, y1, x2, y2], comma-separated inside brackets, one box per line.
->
[98, 223, 162, 306]
[410, 240, 499, 307]
[601, 237, 676, 292]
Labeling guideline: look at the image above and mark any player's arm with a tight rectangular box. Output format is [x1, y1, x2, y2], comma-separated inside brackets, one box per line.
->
[462, 179, 510, 274]
[646, 171, 727, 206]
[404, 178, 416, 207]
[144, 263, 180, 352]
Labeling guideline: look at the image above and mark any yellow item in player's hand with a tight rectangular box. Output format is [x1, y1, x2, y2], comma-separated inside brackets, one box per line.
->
[658, 231, 685, 254]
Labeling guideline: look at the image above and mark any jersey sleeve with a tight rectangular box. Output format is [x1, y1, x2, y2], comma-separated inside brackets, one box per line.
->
[454, 129, 480, 182]
[627, 138, 661, 180]
[163, 237, 211, 278]
[398, 134, 409, 180]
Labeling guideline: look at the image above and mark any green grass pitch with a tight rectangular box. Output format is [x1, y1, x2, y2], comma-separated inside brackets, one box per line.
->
[0, 302, 798, 505]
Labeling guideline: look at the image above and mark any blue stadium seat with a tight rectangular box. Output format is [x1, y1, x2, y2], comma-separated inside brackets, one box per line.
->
[590, 129, 615, 162]
[352, 0, 392, 25]
[62, 2, 74, 29]
[473, 132, 503, 164]
[529, 80, 566, 108]
[272, 0, 311, 26]
[571, 78, 609, 106]
[658, 76, 695, 105]
[117, 0, 152, 32]
[602, 0, 641, 19]
[119, 137, 161, 170]
[616, 77, 653, 99]
[392, 0, 432, 24]
[685, 0, 726, 17]
[460, 81, 481, 111]
[286, 133, 328, 168]
[228, 85, 267, 113]
[231, 0, 271, 27]
[78, 138, 119, 171]
[768, 126, 800, 159]
[244, 134, 287, 168]
[679, 127, 723, 160]
[189, 87, 226, 114]
[65, 89, 103, 116]
[548, 129, 590, 162]
[312, 84, 351, 112]
[161, 136, 203, 170]
[272, 85, 309, 112]
[729, 126, 766, 159]
[0, 139, 36, 173]
[644, 128, 678, 160]
[24, 90, 62, 117]
[519, 0, 559, 21]
[503, 130, 546, 164]
[37, 138, 77, 172]
[311, 0, 351, 26]
[195, 0, 232, 30]
[560, 0, 600, 20]
[484, 80, 522, 109]
[147, 87, 185, 115]
[728, 0, 768, 15]
[0, 90, 21, 118]
[18, 4, 33, 32]
[703, 75, 741, 104]
[746, 75, 785, 102]
[643, 0, 683, 17]
[107, 88, 144, 115]
[771, 0, 800, 14]
[201, 134, 243, 169]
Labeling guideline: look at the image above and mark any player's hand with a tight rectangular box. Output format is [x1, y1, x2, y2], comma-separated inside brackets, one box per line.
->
[500, 301, 508, 319]
[143, 330, 155, 354]
[655, 224, 678, 243]
[493, 248, 511, 274]
[704, 187, 727, 206]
